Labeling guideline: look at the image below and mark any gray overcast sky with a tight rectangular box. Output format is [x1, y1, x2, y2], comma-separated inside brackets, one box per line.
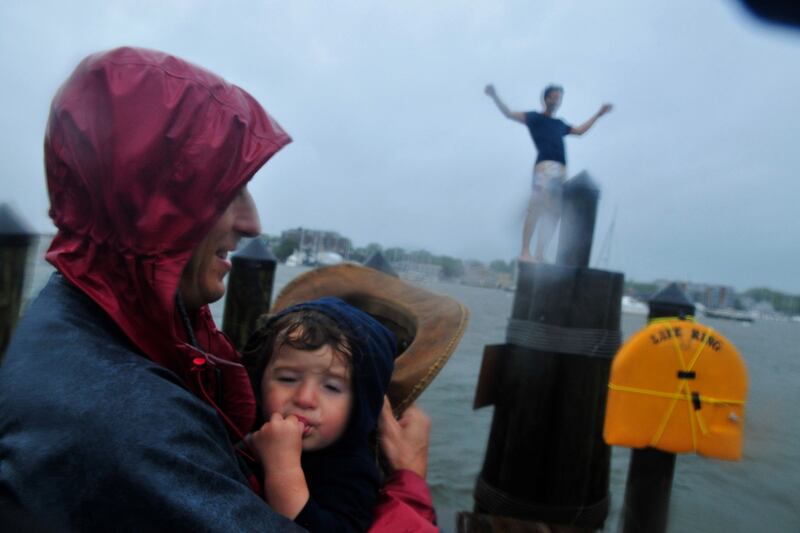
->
[2, 1, 799, 292]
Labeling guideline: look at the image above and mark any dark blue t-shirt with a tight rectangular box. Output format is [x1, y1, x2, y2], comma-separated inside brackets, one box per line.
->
[524, 111, 572, 164]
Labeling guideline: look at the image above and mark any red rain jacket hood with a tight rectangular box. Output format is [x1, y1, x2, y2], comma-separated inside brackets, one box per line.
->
[44, 47, 291, 437]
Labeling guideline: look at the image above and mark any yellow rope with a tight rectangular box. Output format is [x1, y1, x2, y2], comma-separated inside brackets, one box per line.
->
[650, 383, 681, 447]
[649, 324, 694, 446]
[607, 383, 745, 406]
[685, 327, 716, 442]
[687, 327, 711, 371]
[678, 330, 705, 448]
[696, 407, 709, 435]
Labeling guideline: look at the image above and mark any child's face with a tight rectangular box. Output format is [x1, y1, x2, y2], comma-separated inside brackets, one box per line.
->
[261, 341, 352, 452]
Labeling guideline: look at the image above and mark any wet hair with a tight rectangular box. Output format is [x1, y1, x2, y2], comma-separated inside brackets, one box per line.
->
[543, 84, 563, 100]
[242, 309, 354, 424]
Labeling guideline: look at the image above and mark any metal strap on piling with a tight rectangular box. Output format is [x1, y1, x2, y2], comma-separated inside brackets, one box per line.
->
[506, 318, 621, 358]
[474, 476, 609, 527]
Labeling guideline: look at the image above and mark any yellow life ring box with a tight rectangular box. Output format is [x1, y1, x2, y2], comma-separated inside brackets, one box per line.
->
[604, 320, 747, 460]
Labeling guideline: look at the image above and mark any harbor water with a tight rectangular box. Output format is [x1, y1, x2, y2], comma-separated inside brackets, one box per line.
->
[20, 243, 800, 532]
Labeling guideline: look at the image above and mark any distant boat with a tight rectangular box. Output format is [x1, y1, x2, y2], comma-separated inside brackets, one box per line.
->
[285, 250, 306, 267]
[621, 296, 648, 315]
[700, 306, 756, 323]
[284, 250, 343, 267]
[316, 251, 344, 266]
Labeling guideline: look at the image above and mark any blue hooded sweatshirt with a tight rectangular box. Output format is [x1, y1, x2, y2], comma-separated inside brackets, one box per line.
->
[246, 297, 397, 532]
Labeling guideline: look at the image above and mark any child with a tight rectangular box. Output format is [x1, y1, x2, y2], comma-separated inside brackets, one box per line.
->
[242, 297, 396, 532]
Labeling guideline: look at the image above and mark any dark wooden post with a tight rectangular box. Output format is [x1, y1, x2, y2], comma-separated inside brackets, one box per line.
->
[363, 251, 398, 277]
[465, 173, 622, 531]
[222, 238, 277, 351]
[0, 205, 36, 359]
[556, 171, 599, 267]
[621, 283, 695, 533]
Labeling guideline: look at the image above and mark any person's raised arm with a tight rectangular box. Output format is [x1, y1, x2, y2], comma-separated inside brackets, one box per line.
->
[570, 103, 613, 135]
[485, 84, 526, 124]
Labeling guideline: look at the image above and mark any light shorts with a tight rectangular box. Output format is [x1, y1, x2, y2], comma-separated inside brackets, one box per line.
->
[529, 160, 567, 211]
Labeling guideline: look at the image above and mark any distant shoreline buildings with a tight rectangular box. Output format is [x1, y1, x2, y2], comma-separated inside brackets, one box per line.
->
[260, 227, 799, 319]
[14, 230, 800, 320]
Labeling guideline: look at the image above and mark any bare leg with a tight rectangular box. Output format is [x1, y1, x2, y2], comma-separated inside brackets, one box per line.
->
[534, 208, 559, 261]
[521, 202, 543, 261]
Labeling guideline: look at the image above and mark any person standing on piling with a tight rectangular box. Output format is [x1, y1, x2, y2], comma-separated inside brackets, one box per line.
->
[485, 83, 612, 262]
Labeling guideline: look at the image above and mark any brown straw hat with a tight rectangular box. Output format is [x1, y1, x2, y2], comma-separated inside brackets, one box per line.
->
[271, 263, 469, 413]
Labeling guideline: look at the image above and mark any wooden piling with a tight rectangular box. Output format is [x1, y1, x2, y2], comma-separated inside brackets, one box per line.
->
[621, 283, 695, 533]
[0, 205, 36, 358]
[222, 238, 277, 351]
[556, 171, 599, 268]
[363, 251, 398, 277]
[465, 172, 622, 531]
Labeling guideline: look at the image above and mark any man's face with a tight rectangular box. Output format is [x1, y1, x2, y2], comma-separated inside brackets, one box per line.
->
[261, 339, 353, 452]
[544, 90, 563, 112]
[179, 187, 260, 310]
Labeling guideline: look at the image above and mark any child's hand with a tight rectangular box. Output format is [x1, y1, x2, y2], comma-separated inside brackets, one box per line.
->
[250, 413, 304, 473]
[250, 413, 310, 519]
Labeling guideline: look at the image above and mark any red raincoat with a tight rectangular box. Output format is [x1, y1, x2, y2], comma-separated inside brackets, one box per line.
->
[370, 470, 438, 532]
[45, 47, 290, 438]
[38, 46, 436, 531]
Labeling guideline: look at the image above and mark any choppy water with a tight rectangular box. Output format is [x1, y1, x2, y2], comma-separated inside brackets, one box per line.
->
[410, 280, 800, 532]
[21, 242, 800, 532]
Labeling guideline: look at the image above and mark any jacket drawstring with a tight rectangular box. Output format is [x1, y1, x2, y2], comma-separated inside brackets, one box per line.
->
[175, 294, 259, 467]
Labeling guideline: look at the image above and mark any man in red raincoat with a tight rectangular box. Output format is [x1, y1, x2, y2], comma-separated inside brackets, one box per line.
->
[0, 47, 435, 532]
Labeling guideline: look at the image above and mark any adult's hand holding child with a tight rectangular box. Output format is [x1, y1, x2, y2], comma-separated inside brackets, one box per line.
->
[377, 397, 431, 479]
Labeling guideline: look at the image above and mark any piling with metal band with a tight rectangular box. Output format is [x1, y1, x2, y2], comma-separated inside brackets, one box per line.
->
[222, 238, 277, 351]
[469, 172, 622, 531]
[621, 283, 695, 533]
[0, 204, 36, 358]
